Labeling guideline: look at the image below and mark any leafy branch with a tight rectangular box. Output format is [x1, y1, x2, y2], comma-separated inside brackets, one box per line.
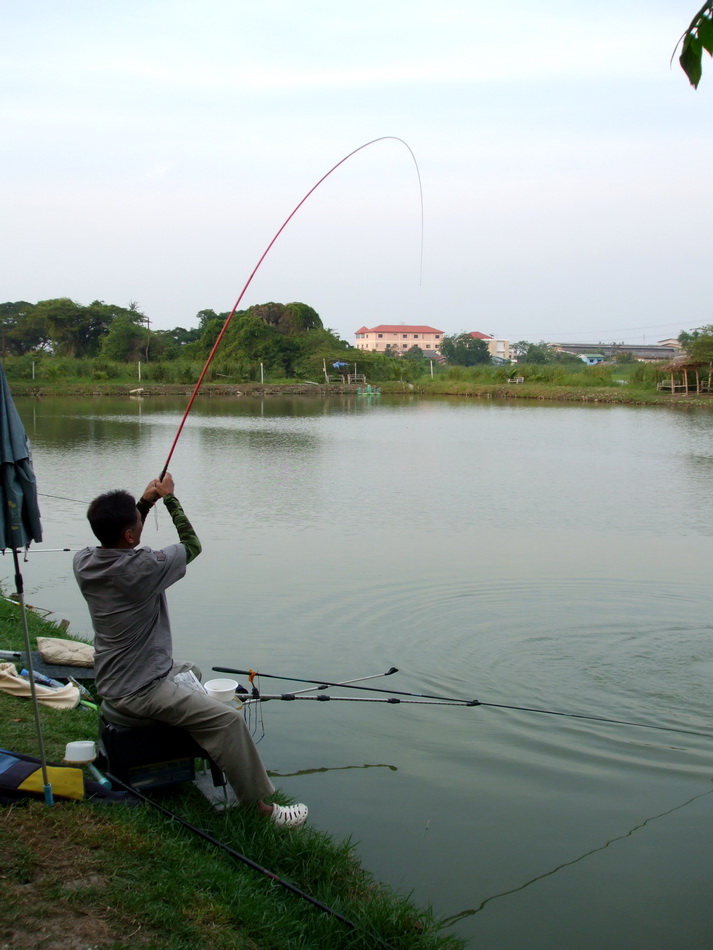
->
[676, 2, 713, 87]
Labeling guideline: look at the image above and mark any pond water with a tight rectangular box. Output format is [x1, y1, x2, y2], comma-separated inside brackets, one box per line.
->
[6, 393, 713, 949]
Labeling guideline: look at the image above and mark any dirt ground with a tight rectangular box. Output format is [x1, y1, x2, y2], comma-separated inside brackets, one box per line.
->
[0, 802, 153, 950]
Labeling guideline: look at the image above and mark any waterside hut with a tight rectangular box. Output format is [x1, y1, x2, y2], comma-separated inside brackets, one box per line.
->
[657, 357, 713, 394]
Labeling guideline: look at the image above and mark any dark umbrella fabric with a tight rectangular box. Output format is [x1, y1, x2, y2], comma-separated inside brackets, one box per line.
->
[0, 365, 50, 802]
[0, 366, 42, 549]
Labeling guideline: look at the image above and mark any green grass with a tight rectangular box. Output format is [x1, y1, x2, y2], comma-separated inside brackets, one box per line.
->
[6, 349, 711, 408]
[0, 596, 465, 950]
[379, 378, 702, 406]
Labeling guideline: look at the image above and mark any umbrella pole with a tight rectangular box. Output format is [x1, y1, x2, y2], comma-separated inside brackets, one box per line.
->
[12, 548, 53, 805]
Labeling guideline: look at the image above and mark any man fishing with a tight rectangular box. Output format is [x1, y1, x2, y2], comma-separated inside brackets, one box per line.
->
[73, 473, 308, 828]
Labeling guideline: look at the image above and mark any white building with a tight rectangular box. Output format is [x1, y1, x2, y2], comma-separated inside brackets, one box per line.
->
[469, 332, 510, 361]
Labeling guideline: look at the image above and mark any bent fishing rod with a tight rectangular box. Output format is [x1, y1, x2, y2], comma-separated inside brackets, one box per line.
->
[160, 136, 423, 479]
[216, 665, 713, 739]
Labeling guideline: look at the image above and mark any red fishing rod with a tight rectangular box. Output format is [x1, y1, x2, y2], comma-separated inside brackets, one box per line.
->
[160, 136, 423, 479]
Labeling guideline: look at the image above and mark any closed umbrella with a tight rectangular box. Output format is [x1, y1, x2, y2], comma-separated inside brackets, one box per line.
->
[0, 365, 49, 802]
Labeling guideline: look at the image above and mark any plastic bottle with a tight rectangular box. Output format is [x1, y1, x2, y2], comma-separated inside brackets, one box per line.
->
[88, 763, 112, 788]
[67, 675, 92, 699]
[20, 668, 65, 689]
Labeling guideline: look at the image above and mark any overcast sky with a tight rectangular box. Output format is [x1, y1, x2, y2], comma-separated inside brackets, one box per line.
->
[2, 1, 711, 346]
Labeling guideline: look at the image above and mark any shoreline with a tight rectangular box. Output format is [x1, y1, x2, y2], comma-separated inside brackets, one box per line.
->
[8, 379, 713, 408]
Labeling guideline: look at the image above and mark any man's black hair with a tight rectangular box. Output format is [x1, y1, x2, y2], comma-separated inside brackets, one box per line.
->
[86, 490, 138, 546]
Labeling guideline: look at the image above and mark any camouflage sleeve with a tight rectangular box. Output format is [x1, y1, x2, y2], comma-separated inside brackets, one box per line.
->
[136, 497, 154, 522]
[163, 494, 202, 564]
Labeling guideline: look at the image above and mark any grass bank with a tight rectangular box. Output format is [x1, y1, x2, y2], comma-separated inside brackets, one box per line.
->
[0, 600, 464, 950]
[5, 379, 343, 397]
[378, 379, 706, 406]
[7, 378, 713, 408]
[6, 368, 713, 409]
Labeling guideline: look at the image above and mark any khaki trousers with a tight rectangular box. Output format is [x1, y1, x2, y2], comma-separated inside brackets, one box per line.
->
[111, 661, 274, 805]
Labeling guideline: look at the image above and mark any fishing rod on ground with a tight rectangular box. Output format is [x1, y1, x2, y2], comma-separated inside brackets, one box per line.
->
[158, 136, 423, 479]
[105, 772, 398, 950]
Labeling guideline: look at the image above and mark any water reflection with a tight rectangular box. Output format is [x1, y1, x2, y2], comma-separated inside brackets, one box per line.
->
[269, 763, 398, 777]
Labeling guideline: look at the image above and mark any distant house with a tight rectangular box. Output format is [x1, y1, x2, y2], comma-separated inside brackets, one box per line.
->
[549, 342, 679, 362]
[354, 324, 444, 354]
[468, 332, 510, 362]
[579, 353, 606, 365]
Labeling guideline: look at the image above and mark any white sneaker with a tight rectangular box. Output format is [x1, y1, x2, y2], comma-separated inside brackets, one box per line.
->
[270, 802, 308, 828]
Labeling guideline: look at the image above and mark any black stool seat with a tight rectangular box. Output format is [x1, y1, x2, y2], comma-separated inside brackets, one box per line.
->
[101, 700, 159, 729]
[98, 700, 225, 791]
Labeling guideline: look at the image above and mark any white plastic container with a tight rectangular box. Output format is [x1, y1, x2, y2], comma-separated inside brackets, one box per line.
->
[64, 740, 96, 763]
[204, 678, 239, 703]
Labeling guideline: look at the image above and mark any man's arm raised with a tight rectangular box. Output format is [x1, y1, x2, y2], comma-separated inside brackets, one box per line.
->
[137, 473, 202, 564]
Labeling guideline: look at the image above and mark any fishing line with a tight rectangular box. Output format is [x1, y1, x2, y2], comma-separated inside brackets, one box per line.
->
[475, 700, 713, 740]
[8, 548, 79, 554]
[38, 492, 88, 505]
[441, 780, 713, 925]
[105, 772, 398, 950]
[244, 670, 265, 742]
[160, 136, 424, 479]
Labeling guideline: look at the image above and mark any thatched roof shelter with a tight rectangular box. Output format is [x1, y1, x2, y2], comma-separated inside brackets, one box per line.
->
[658, 356, 713, 394]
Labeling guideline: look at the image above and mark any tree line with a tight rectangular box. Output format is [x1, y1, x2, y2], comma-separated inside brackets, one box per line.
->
[0, 298, 444, 383]
[0, 299, 512, 375]
[8, 298, 700, 381]
[0, 298, 243, 361]
[0, 298, 352, 376]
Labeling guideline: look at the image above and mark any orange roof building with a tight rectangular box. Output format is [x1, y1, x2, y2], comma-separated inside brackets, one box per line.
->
[468, 331, 510, 361]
